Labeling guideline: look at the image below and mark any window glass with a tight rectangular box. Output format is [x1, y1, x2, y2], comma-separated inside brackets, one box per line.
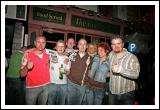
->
[85, 35, 91, 43]
[43, 31, 64, 49]
[76, 34, 84, 42]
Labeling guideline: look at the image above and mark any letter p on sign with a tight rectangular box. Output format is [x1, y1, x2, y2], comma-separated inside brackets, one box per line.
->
[128, 43, 136, 52]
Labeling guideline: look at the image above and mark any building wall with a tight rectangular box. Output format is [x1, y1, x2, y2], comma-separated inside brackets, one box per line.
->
[12, 22, 23, 53]
[28, 5, 122, 46]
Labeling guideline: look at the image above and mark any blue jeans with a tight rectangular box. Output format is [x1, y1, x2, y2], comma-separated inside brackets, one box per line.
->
[25, 84, 49, 105]
[66, 79, 86, 105]
[84, 86, 105, 105]
[108, 91, 135, 105]
[47, 83, 67, 105]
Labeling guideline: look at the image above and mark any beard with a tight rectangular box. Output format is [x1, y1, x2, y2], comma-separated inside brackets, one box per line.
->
[113, 48, 121, 53]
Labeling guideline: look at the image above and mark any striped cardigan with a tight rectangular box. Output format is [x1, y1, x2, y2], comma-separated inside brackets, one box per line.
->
[108, 48, 140, 94]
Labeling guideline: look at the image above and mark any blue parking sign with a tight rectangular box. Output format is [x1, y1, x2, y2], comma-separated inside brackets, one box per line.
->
[128, 43, 137, 52]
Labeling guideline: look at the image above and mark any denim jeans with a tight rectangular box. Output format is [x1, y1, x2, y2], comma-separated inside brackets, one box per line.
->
[25, 84, 49, 105]
[84, 86, 105, 105]
[66, 79, 86, 105]
[108, 91, 135, 105]
[47, 83, 67, 105]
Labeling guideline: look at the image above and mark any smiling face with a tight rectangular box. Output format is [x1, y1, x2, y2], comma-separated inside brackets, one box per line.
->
[77, 39, 87, 53]
[56, 41, 65, 55]
[98, 47, 107, 58]
[87, 44, 95, 55]
[97, 43, 110, 58]
[111, 38, 124, 53]
[66, 38, 75, 49]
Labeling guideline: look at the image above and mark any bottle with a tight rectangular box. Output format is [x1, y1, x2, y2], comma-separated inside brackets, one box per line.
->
[59, 64, 64, 80]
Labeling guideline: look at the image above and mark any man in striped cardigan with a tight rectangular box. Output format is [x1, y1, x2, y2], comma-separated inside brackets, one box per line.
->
[108, 36, 140, 105]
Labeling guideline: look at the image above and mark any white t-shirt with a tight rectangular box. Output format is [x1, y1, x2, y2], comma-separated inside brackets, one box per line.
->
[46, 49, 69, 84]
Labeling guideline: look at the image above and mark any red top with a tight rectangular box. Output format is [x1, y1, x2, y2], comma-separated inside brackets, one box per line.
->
[22, 49, 50, 88]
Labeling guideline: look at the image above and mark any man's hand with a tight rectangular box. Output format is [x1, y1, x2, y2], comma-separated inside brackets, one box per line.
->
[64, 59, 69, 65]
[112, 64, 118, 73]
[63, 52, 69, 56]
[27, 61, 34, 70]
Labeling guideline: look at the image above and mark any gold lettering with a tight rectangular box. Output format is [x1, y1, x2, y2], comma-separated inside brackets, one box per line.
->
[58, 16, 62, 21]
[48, 13, 62, 22]
[74, 17, 97, 29]
[48, 13, 52, 22]
[36, 12, 40, 17]
[34, 7, 65, 23]
[76, 18, 80, 25]
[83, 21, 86, 27]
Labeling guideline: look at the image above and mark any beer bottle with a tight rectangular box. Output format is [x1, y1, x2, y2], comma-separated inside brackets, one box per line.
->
[59, 64, 64, 79]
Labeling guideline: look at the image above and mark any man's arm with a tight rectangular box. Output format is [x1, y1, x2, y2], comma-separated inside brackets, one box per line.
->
[19, 51, 34, 77]
[19, 66, 28, 77]
[113, 54, 140, 79]
[19, 61, 34, 77]
[64, 61, 71, 75]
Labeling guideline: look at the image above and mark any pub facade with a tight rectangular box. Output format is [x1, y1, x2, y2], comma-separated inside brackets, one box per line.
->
[28, 5, 123, 49]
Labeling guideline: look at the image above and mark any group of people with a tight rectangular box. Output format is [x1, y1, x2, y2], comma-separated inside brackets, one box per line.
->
[5, 35, 140, 105]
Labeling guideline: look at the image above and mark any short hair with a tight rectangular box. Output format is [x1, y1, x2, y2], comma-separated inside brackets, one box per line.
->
[35, 35, 46, 41]
[110, 35, 124, 43]
[78, 38, 87, 44]
[56, 40, 65, 46]
[98, 43, 111, 53]
[88, 42, 97, 46]
[67, 37, 75, 41]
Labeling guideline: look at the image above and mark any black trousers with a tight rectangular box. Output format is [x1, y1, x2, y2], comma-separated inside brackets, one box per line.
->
[5, 77, 26, 105]
[108, 91, 135, 105]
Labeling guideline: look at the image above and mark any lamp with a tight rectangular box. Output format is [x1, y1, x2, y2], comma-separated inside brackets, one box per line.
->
[82, 9, 86, 15]
[88, 10, 94, 16]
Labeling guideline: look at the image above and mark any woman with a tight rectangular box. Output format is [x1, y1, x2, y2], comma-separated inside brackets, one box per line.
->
[84, 43, 110, 105]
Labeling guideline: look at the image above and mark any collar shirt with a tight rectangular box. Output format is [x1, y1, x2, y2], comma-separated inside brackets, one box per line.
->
[108, 48, 140, 94]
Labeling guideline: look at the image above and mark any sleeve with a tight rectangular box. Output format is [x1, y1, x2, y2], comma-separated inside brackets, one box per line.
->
[64, 56, 71, 70]
[21, 52, 28, 69]
[65, 61, 71, 70]
[45, 49, 50, 55]
[45, 49, 57, 57]
[119, 54, 140, 79]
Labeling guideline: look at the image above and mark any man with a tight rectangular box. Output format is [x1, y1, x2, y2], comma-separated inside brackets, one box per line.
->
[47, 40, 70, 105]
[6, 46, 27, 105]
[65, 37, 75, 55]
[87, 43, 97, 58]
[67, 38, 90, 105]
[108, 36, 140, 105]
[20, 36, 50, 105]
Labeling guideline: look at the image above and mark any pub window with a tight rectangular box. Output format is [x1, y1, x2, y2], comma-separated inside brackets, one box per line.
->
[106, 39, 111, 46]
[46, 42, 56, 50]
[67, 33, 75, 40]
[75, 33, 84, 48]
[85, 35, 91, 43]
[43, 31, 64, 49]
[76, 33, 84, 42]
[92, 37, 100, 44]
[100, 38, 105, 43]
